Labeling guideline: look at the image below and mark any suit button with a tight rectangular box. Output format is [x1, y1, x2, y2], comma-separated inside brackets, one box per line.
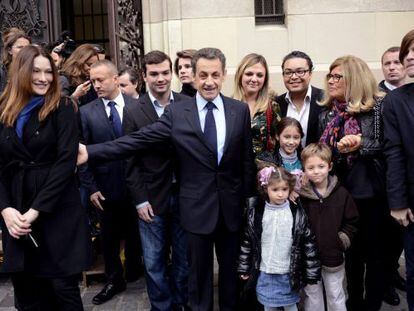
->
[35, 131, 39, 136]
[30, 161, 35, 164]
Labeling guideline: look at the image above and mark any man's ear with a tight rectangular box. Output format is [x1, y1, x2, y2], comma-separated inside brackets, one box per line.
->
[329, 162, 333, 172]
[275, 135, 280, 142]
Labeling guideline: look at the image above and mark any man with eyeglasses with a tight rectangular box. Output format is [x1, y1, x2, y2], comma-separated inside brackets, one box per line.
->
[276, 51, 324, 147]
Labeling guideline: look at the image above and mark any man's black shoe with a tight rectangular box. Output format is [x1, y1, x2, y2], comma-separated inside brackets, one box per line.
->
[92, 281, 126, 305]
[393, 272, 407, 291]
[383, 286, 400, 306]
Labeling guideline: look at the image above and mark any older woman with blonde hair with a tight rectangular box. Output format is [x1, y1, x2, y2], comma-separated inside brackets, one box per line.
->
[318, 55, 387, 311]
[60, 43, 99, 106]
[233, 53, 280, 157]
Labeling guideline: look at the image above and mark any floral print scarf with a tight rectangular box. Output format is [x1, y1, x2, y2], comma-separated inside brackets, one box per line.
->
[320, 100, 361, 167]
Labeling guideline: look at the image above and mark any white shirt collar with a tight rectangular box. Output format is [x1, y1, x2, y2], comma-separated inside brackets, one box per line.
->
[148, 90, 174, 107]
[102, 90, 124, 107]
[285, 85, 312, 108]
[384, 80, 398, 91]
[196, 92, 224, 112]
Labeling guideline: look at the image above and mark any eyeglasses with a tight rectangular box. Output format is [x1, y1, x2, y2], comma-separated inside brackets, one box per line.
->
[282, 69, 310, 77]
[326, 73, 343, 83]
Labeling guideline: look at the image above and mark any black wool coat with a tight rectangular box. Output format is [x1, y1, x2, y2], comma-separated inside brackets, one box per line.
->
[0, 99, 91, 277]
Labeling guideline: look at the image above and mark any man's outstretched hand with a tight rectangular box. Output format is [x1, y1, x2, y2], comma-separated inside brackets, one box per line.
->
[77, 143, 88, 165]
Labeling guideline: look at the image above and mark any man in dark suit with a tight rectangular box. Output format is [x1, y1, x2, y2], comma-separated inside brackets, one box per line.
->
[380, 46, 407, 307]
[78, 48, 256, 311]
[79, 60, 141, 305]
[379, 46, 406, 94]
[123, 51, 189, 311]
[276, 51, 324, 146]
[383, 29, 414, 311]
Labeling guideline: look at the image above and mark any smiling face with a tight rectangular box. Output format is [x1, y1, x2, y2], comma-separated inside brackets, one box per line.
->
[194, 58, 226, 101]
[241, 62, 266, 97]
[143, 60, 172, 97]
[303, 155, 332, 188]
[282, 57, 312, 95]
[31, 55, 53, 96]
[178, 57, 194, 84]
[382, 51, 406, 85]
[277, 125, 302, 155]
[327, 65, 346, 102]
[403, 42, 414, 78]
[267, 179, 290, 205]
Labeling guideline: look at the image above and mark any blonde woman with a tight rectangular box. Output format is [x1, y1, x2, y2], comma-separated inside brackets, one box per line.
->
[318, 55, 387, 311]
[233, 53, 280, 156]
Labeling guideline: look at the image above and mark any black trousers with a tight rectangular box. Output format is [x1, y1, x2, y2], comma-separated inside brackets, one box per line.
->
[384, 213, 405, 287]
[346, 197, 388, 311]
[187, 216, 240, 311]
[11, 272, 83, 311]
[98, 199, 141, 283]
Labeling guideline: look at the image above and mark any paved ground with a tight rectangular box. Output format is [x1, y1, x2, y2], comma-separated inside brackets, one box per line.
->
[0, 256, 409, 310]
[0, 274, 409, 310]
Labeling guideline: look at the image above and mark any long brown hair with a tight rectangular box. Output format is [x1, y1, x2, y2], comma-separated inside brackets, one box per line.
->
[60, 43, 98, 86]
[0, 45, 61, 127]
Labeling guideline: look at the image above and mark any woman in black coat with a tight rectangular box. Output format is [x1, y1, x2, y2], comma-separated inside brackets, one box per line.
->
[0, 45, 90, 310]
[318, 55, 387, 311]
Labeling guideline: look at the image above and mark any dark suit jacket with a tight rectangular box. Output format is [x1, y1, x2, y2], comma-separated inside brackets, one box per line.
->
[79, 94, 138, 203]
[383, 83, 414, 210]
[0, 99, 91, 275]
[276, 86, 324, 145]
[123, 91, 188, 215]
[87, 94, 256, 234]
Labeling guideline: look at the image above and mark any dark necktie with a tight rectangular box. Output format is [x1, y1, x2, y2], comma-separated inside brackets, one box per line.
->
[204, 101, 217, 159]
[108, 101, 123, 138]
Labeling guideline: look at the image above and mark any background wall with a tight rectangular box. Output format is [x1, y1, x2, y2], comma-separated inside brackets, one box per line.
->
[141, 0, 414, 95]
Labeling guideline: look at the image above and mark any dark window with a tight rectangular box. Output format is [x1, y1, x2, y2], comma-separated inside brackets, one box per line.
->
[61, 0, 110, 53]
[255, 0, 284, 25]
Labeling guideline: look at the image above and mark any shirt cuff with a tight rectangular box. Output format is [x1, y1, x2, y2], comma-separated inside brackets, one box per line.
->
[136, 201, 149, 210]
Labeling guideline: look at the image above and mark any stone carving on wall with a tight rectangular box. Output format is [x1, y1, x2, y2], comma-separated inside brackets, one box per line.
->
[116, 0, 144, 72]
[0, 0, 47, 37]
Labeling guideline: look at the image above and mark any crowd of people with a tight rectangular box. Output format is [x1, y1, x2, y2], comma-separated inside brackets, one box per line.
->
[0, 25, 413, 311]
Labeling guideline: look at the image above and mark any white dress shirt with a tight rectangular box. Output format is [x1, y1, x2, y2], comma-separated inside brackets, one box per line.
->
[286, 86, 313, 147]
[101, 90, 125, 122]
[195, 92, 226, 164]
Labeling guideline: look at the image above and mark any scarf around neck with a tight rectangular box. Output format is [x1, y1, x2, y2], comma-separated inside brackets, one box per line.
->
[319, 100, 361, 166]
[15, 96, 45, 140]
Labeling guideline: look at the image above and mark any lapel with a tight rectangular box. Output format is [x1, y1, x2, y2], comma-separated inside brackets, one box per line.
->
[23, 109, 43, 141]
[279, 95, 288, 116]
[94, 98, 116, 138]
[139, 93, 159, 122]
[222, 95, 235, 155]
[184, 97, 214, 154]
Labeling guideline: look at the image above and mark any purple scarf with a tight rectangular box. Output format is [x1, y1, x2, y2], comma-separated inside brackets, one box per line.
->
[320, 100, 361, 166]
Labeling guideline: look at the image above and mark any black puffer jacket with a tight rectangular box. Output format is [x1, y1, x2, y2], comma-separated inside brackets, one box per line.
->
[237, 197, 321, 291]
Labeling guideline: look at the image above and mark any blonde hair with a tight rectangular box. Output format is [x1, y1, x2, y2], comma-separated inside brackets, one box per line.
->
[319, 55, 384, 113]
[301, 143, 332, 166]
[0, 45, 61, 127]
[233, 53, 272, 115]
